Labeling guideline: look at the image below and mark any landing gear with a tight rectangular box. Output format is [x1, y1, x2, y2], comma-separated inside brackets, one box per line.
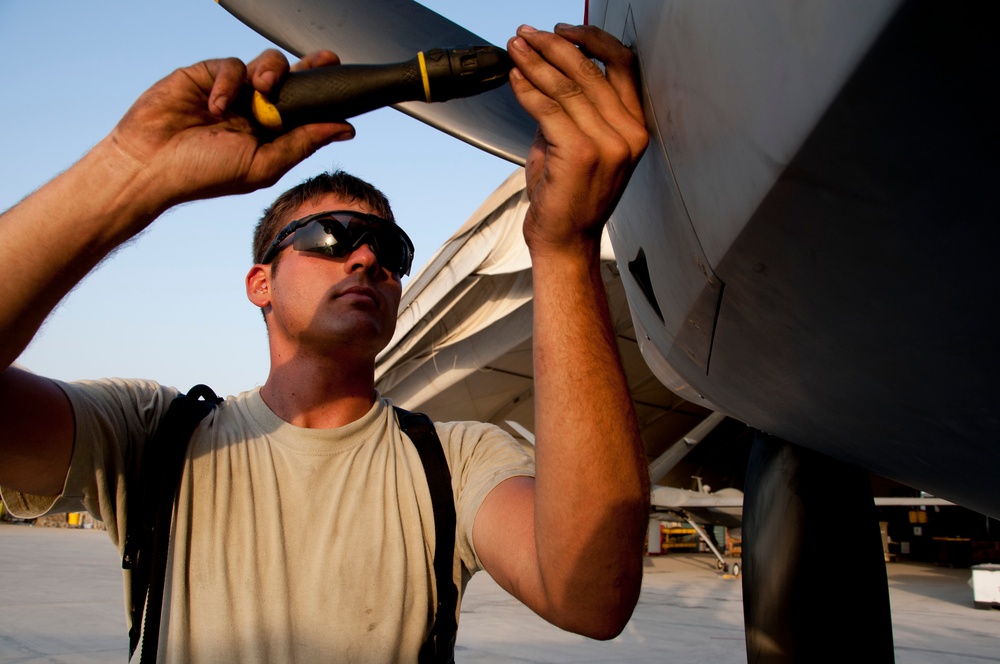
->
[717, 560, 741, 576]
[743, 432, 893, 662]
[681, 511, 741, 576]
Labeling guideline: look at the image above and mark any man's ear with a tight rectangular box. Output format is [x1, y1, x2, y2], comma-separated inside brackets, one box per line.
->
[246, 265, 272, 309]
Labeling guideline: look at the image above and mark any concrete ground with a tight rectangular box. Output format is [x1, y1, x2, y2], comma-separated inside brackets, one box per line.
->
[1, 521, 997, 662]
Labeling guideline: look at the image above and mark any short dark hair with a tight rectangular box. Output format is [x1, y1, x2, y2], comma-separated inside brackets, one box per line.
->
[252, 170, 395, 266]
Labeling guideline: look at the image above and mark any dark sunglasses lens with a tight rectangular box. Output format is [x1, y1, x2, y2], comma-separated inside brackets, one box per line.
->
[292, 219, 351, 257]
[372, 232, 405, 273]
[292, 217, 411, 274]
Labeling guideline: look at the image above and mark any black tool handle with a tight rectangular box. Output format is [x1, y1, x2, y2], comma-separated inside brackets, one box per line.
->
[252, 45, 511, 130]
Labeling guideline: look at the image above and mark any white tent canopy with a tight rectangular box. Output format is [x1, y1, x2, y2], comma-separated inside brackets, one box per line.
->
[375, 169, 714, 467]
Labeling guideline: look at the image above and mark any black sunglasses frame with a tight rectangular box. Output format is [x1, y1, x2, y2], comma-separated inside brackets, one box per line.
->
[260, 210, 415, 275]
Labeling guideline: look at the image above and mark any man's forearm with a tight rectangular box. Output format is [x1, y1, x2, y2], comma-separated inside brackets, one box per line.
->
[530, 244, 650, 636]
[0, 137, 161, 368]
[0, 137, 157, 497]
[474, 22, 649, 638]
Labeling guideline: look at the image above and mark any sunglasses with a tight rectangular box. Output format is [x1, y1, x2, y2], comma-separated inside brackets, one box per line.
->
[261, 210, 415, 276]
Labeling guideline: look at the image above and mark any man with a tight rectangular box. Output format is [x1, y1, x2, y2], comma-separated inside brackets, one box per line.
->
[0, 23, 650, 662]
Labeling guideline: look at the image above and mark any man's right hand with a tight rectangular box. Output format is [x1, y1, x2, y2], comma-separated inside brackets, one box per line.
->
[109, 49, 355, 215]
[0, 49, 354, 369]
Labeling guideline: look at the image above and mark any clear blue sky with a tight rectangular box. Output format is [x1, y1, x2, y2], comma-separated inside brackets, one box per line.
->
[0, 0, 582, 396]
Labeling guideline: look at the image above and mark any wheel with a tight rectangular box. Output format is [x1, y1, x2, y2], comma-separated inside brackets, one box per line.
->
[717, 560, 725, 570]
[731, 562, 741, 577]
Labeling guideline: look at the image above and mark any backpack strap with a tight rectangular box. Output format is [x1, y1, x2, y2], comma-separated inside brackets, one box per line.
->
[395, 407, 458, 664]
[122, 384, 222, 663]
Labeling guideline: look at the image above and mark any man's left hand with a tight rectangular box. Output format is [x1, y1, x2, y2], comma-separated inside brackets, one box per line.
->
[507, 23, 648, 259]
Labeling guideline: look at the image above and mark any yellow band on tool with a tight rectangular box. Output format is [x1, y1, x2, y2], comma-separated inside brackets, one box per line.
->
[417, 51, 432, 103]
[252, 91, 283, 131]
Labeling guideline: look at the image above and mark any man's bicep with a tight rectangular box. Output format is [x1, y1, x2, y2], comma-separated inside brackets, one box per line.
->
[0, 366, 74, 496]
[472, 476, 549, 611]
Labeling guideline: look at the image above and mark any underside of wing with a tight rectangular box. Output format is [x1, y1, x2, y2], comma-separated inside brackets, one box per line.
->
[217, 0, 536, 163]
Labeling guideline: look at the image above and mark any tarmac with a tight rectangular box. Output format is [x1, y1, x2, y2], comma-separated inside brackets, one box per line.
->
[1, 521, 997, 663]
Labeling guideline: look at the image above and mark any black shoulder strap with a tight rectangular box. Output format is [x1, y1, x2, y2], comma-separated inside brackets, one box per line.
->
[123, 384, 222, 663]
[395, 407, 458, 664]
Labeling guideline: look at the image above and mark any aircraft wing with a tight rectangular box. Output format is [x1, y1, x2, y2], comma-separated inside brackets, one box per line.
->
[872, 497, 954, 507]
[652, 487, 952, 511]
[652, 486, 743, 510]
[216, 0, 537, 163]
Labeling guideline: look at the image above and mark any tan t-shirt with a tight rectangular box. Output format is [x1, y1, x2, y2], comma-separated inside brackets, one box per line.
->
[1, 378, 535, 663]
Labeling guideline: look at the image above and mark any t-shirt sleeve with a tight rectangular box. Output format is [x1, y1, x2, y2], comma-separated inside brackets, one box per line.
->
[434, 420, 535, 577]
[0, 378, 176, 547]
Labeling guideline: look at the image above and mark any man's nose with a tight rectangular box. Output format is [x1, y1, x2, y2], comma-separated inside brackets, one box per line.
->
[347, 241, 379, 272]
